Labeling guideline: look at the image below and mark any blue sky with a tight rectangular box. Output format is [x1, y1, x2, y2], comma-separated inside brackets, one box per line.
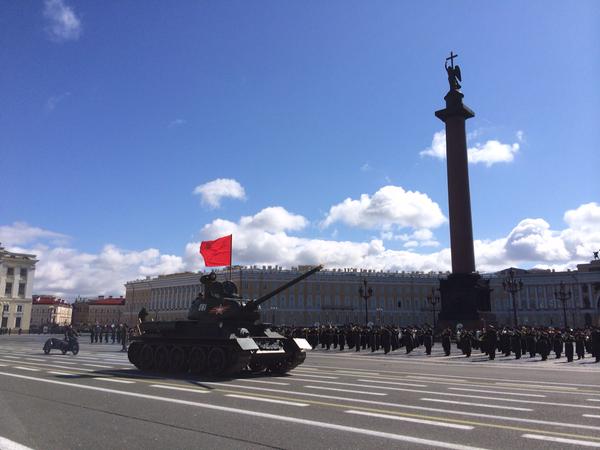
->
[1, 1, 599, 297]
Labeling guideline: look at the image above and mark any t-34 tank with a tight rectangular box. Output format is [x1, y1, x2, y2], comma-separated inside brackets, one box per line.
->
[127, 264, 322, 376]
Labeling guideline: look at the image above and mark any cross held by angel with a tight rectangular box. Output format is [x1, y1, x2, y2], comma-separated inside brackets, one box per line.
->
[445, 51, 462, 91]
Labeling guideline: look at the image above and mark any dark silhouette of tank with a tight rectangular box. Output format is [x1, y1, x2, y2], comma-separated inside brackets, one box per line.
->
[127, 264, 322, 376]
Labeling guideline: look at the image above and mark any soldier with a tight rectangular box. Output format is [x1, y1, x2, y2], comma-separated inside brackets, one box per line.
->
[461, 330, 472, 357]
[423, 327, 433, 355]
[441, 328, 451, 356]
[120, 324, 128, 352]
[511, 328, 522, 360]
[592, 327, 600, 363]
[485, 326, 498, 360]
[564, 329, 575, 362]
[526, 328, 537, 358]
[90, 326, 95, 344]
[575, 330, 586, 360]
[537, 330, 550, 361]
[552, 329, 563, 359]
[338, 328, 346, 351]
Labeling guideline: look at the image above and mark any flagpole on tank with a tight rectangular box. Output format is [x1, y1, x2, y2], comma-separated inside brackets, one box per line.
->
[229, 235, 233, 281]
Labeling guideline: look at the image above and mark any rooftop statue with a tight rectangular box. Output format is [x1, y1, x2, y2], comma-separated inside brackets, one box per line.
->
[445, 51, 462, 91]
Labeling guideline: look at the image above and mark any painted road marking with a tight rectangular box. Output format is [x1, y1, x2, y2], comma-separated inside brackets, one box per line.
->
[14, 366, 40, 372]
[82, 363, 115, 368]
[420, 398, 533, 412]
[93, 377, 135, 384]
[406, 376, 467, 383]
[0, 371, 488, 450]
[357, 379, 428, 388]
[290, 373, 339, 380]
[448, 388, 546, 398]
[226, 394, 308, 407]
[587, 399, 600, 402]
[238, 379, 290, 386]
[335, 370, 380, 376]
[0, 435, 35, 450]
[522, 433, 600, 447]
[583, 415, 600, 419]
[495, 382, 578, 390]
[345, 410, 474, 430]
[304, 385, 387, 396]
[150, 384, 210, 394]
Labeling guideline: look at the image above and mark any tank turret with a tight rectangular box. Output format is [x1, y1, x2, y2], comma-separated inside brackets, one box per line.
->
[127, 265, 323, 377]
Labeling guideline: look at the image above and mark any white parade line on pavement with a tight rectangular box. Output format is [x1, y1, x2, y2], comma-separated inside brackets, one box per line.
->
[420, 398, 533, 412]
[522, 433, 600, 447]
[47, 371, 72, 376]
[303, 361, 600, 387]
[303, 385, 387, 396]
[226, 394, 309, 407]
[150, 384, 210, 394]
[355, 379, 429, 388]
[0, 435, 35, 450]
[335, 370, 381, 376]
[82, 363, 115, 368]
[495, 382, 578, 390]
[448, 388, 546, 398]
[345, 410, 474, 430]
[0, 371, 488, 450]
[92, 377, 135, 384]
[587, 399, 600, 402]
[291, 377, 426, 391]
[406, 375, 468, 383]
[290, 373, 339, 380]
[238, 379, 290, 386]
[13, 366, 40, 372]
[583, 415, 600, 419]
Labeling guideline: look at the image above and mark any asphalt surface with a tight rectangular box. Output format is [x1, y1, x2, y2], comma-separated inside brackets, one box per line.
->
[0, 335, 599, 450]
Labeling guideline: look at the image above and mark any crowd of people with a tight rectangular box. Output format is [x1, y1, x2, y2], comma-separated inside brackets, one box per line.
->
[275, 324, 600, 362]
[86, 323, 130, 351]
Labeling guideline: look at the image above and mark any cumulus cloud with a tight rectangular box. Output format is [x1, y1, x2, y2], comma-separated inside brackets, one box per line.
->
[420, 130, 520, 167]
[322, 185, 446, 231]
[1, 223, 184, 298]
[43, 0, 82, 42]
[45, 92, 71, 112]
[168, 118, 187, 128]
[193, 178, 246, 208]
[4, 202, 599, 298]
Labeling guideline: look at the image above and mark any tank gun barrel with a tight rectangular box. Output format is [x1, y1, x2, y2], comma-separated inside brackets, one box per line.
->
[249, 265, 323, 309]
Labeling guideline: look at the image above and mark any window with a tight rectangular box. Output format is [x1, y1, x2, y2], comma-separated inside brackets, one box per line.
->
[15, 317, 21, 328]
[20, 268, 27, 278]
[17, 305, 22, 312]
[18, 284, 25, 297]
[4, 283, 12, 296]
[6, 267, 14, 276]
[2, 304, 8, 312]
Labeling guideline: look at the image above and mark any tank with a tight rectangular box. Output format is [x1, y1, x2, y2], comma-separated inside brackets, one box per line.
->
[127, 264, 323, 377]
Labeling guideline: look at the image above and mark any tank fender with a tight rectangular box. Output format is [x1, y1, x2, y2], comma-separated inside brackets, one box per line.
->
[235, 337, 260, 351]
[293, 338, 312, 351]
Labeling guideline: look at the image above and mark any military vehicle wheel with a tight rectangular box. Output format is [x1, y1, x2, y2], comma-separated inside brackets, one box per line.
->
[43, 346, 50, 354]
[154, 345, 169, 372]
[189, 347, 207, 374]
[61, 348, 68, 355]
[128, 342, 142, 366]
[207, 347, 227, 376]
[267, 360, 289, 375]
[248, 361, 266, 373]
[169, 346, 187, 372]
[139, 344, 155, 371]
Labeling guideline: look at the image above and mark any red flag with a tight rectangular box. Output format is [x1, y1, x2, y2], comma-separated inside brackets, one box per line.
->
[200, 235, 232, 267]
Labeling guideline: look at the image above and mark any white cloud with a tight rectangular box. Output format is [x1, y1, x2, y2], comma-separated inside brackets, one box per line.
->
[322, 185, 446, 231]
[360, 163, 372, 172]
[0, 222, 67, 246]
[193, 178, 246, 208]
[5, 202, 599, 298]
[420, 130, 520, 167]
[43, 0, 82, 42]
[169, 118, 187, 128]
[45, 92, 71, 112]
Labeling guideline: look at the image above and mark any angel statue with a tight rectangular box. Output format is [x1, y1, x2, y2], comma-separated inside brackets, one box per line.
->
[445, 59, 462, 91]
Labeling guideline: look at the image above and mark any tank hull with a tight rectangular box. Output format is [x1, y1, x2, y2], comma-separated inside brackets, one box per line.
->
[127, 320, 309, 377]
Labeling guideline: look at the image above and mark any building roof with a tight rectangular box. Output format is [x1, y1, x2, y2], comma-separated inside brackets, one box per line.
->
[32, 296, 72, 307]
[88, 297, 125, 306]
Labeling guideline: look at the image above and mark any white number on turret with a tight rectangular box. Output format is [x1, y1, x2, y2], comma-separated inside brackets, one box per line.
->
[199, 304, 207, 311]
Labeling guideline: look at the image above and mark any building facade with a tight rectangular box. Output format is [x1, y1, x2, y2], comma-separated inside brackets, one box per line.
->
[71, 299, 90, 327]
[125, 263, 600, 328]
[87, 296, 126, 325]
[30, 296, 73, 328]
[0, 245, 37, 332]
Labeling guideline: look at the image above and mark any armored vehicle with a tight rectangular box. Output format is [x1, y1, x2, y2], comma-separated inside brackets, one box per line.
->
[127, 264, 322, 376]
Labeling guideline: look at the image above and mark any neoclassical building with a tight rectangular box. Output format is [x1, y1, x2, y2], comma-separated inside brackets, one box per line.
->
[0, 245, 37, 331]
[125, 260, 600, 328]
[30, 296, 73, 328]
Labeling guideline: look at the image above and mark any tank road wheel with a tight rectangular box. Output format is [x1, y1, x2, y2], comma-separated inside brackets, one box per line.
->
[169, 346, 187, 373]
[189, 347, 207, 374]
[207, 347, 227, 376]
[248, 361, 266, 374]
[139, 344, 155, 371]
[154, 345, 170, 372]
[127, 342, 142, 367]
[267, 359, 290, 375]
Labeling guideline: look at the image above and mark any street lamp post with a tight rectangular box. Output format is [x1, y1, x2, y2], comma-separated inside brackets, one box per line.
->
[270, 305, 278, 324]
[554, 281, 572, 329]
[358, 279, 373, 326]
[426, 288, 440, 330]
[502, 269, 523, 327]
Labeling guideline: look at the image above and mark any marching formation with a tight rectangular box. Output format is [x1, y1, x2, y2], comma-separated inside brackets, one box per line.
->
[276, 324, 600, 362]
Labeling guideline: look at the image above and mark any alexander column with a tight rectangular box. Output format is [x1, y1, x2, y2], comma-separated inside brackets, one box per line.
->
[435, 52, 490, 326]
